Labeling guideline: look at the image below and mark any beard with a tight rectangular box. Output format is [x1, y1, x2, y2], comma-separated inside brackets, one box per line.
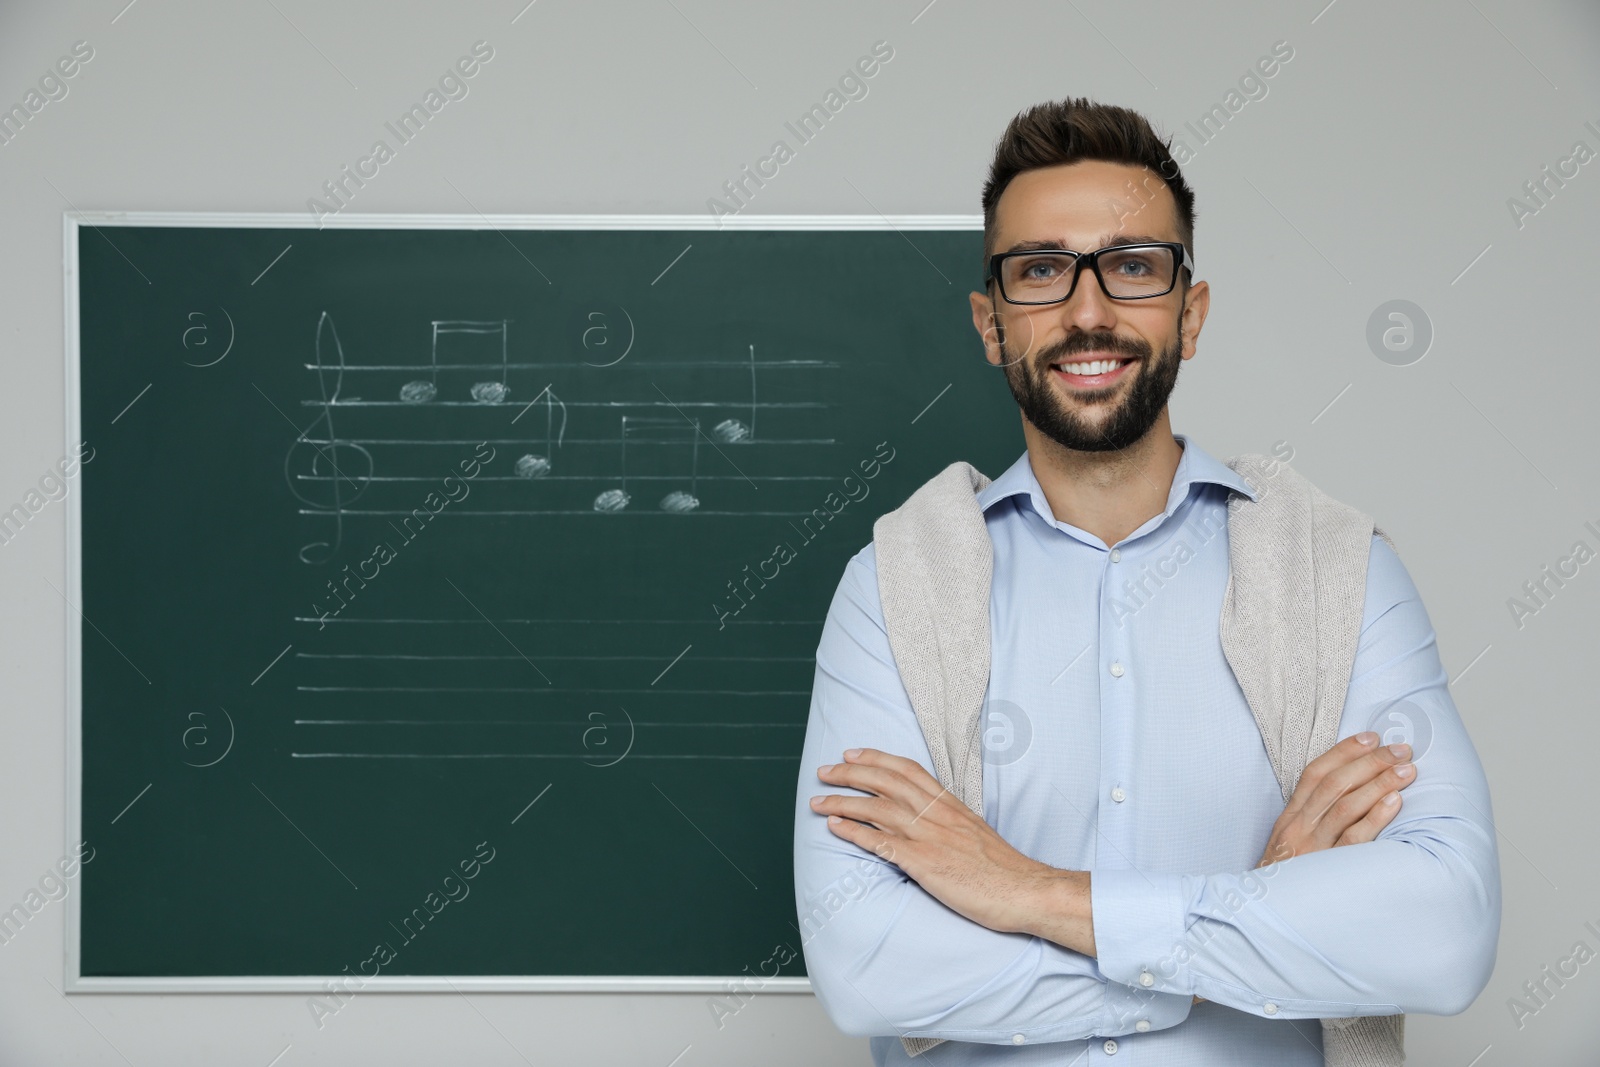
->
[997, 305, 1185, 454]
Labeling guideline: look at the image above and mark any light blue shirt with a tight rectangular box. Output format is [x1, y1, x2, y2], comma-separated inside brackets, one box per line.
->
[793, 434, 1500, 1066]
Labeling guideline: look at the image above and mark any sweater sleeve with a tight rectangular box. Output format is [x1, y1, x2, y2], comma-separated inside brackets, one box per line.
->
[795, 545, 1193, 1044]
[1091, 535, 1502, 1018]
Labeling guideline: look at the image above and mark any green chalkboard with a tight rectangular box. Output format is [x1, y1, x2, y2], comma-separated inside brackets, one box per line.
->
[69, 216, 1018, 987]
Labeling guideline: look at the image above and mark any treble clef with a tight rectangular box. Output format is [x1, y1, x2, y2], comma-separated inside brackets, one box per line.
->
[284, 311, 373, 564]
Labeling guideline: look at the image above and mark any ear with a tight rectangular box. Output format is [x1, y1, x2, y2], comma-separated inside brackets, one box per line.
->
[970, 288, 1004, 367]
[1178, 278, 1209, 361]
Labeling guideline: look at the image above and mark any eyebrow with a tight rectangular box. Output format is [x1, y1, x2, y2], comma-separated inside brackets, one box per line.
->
[1000, 233, 1172, 254]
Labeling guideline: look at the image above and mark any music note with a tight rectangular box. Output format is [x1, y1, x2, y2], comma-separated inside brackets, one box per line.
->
[593, 415, 633, 512]
[713, 343, 757, 444]
[285, 311, 374, 564]
[660, 421, 701, 513]
[514, 385, 568, 479]
[592, 416, 701, 514]
[401, 320, 511, 403]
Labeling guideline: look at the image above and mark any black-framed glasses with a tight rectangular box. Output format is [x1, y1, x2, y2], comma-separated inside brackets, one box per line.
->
[985, 242, 1195, 304]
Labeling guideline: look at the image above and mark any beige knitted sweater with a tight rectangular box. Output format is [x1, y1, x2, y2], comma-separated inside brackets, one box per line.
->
[869, 453, 1403, 1065]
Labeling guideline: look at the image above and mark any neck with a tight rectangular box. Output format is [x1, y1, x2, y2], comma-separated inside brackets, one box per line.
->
[1020, 410, 1183, 549]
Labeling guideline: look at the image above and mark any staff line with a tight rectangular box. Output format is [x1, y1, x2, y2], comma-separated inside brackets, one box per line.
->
[294, 720, 805, 726]
[292, 616, 817, 625]
[293, 474, 840, 482]
[296, 652, 813, 661]
[295, 437, 837, 446]
[293, 753, 796, 760]
[303, 360, 839, 370]
[297, 509, 828, 517]
[296, 686, 808, 695]
[298, 400, 829, 409]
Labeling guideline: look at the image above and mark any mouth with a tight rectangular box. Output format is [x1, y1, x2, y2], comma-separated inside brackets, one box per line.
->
[1049, 354, 1136, 389]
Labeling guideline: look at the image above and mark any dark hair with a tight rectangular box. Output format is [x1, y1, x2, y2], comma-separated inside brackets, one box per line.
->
[980, 98, 1196, 269]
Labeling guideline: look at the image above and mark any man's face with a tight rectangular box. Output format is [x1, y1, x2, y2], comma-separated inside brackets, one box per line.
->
[970, 159, 1208, 454]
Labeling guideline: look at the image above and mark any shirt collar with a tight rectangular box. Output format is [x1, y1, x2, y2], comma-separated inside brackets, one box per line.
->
[976, 433, 1261, 535]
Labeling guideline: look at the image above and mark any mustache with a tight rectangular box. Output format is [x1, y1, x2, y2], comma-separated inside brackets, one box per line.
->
[1036, 331, 1152, 366]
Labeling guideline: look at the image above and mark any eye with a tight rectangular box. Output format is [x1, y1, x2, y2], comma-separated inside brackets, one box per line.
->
[1100, 247, 1172, 282]
[1020, 258, 1063, 279]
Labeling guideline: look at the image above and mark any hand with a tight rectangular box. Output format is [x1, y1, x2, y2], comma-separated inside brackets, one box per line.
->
[809, 748, 1070, 940]
[1257, 731, 1416, 868]
[1182, 733, 1415, 1009]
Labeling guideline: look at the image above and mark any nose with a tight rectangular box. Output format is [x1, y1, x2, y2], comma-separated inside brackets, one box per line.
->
[1057, 263, 1120, 335]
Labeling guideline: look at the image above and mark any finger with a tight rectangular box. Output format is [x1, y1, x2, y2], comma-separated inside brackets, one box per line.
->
[1258, 839, 1295, 867]
[810, 793, 897, 830]
[1304, 758, 1416, 849]
[1335, 790, 1403, 846]
[1302, 742, 1414, 828]
[1346, 741, 1414, 785]
[818, 758, 942, 807]
[1283, 732, 1379, 817]
[821, 812, 903, 867]
[841, 748, 948, 793]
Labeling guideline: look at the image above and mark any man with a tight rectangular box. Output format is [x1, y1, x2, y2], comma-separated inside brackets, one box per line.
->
[792, 98, 1499, 1065]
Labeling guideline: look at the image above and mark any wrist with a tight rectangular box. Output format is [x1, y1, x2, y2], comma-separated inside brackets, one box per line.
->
[1019, 867, 1096, 957]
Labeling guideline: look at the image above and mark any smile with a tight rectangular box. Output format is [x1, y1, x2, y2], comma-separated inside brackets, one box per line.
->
[1050, 356, 1135, 388]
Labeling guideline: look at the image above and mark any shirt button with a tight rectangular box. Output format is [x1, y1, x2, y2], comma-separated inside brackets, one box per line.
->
[1263, 1002, 1279, 1015]
[1011, 1033, 1025, 1044]
[1103, 1038, 1119, 1055]
[1110, 548, 1122, 562]
[1110, 787, 1126, 803]
[1135, 1019, 1151, 1032]
[1138, 970, 1154, 988]
[1109, 661, 1124, 677]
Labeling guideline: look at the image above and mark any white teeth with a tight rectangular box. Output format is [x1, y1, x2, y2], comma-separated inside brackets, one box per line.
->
[1055, 359, 1126, 376]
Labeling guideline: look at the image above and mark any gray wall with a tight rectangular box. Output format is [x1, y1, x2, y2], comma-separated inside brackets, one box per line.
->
[2, 0, 1597, 1062]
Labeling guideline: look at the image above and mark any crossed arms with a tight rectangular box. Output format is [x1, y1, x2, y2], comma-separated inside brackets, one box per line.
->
[792, 539, 1501, 1044]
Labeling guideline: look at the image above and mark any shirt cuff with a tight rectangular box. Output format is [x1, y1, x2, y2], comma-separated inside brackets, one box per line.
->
[1090, 867, 1198, 996]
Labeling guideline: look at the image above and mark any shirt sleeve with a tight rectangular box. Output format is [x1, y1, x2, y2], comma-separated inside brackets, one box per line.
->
[1091, 534, 1502, 1019]
[795, 544, 1192, 1044]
